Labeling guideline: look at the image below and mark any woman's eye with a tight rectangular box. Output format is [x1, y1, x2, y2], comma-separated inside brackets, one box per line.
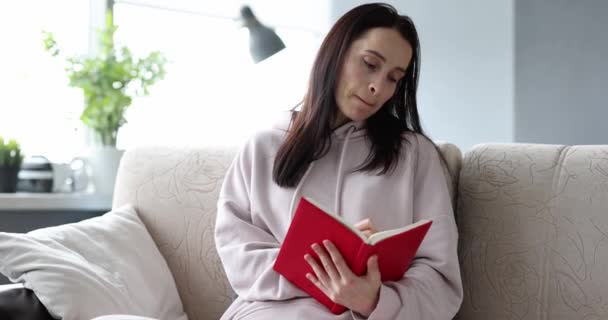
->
[388, 77, 398, 83]
[363, 60, 377, 70]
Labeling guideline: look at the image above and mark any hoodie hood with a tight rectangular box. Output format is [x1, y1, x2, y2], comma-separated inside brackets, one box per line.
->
[272, 111, 367, 141]
[272, 111, 366, 218]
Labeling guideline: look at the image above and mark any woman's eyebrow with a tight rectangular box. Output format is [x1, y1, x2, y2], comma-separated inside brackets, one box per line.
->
[365, 49, 407, 73]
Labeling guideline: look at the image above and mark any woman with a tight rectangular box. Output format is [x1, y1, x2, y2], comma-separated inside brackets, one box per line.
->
[214, 3, 463, 319]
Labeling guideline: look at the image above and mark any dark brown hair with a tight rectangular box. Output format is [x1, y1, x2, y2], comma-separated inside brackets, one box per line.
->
[273, 3, 426, 187]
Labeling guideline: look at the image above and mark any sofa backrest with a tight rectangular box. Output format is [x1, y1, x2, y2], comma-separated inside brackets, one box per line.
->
[455, 144, 608, 320]
[112, 142, 462, 320]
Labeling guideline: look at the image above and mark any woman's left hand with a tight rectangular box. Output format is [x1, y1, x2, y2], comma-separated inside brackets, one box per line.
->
[355, 218, 379, 238]
[304, 240, 381, 316]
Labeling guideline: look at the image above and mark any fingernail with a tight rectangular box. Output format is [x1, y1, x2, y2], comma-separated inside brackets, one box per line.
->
[323, 240, 330, 246]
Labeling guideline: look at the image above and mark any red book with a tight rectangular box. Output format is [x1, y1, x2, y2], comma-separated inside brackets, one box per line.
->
[273, 197, 432, 314]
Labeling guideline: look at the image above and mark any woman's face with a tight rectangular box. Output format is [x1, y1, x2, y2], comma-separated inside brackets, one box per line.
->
[334, 27, 413, 127]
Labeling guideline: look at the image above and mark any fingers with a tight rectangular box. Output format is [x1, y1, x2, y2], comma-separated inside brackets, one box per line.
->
[322, 240, 355, 280]
[311, 243, 341, 282]
[305, 271, 334, 300]
[305, 242, 382, 308]
[366, 255, 381, 283]
[305, 253, 331, 287]
[354, 218, 373, 229]
[355, 218, 379, 236]
[305, 272, 325, 292]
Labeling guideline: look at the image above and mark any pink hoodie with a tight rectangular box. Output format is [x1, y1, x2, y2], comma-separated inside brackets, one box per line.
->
[214, 113, 463, 319]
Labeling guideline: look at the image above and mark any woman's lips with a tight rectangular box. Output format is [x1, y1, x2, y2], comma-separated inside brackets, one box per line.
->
[355, 95, 374, 108]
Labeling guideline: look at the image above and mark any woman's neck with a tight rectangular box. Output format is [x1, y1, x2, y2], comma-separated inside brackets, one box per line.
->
[333, 112, 350, 129]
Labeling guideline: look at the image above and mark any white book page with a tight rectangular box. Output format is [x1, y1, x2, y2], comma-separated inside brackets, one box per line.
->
[303, 197, 430, 245]
[367, 219, 431, 245]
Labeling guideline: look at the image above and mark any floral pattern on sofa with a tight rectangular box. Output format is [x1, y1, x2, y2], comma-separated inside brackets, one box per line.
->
[456, 144, 608, 320]
[113, 146, 238, 320]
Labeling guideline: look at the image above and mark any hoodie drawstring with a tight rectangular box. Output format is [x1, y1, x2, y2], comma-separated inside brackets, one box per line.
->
[288, 125, 357, 218]
[334, 125, 356, 216]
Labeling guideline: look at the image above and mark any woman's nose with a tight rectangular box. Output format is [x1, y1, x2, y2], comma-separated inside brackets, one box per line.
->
[368, 82, 377, 95]
[369, 80, 383, 96]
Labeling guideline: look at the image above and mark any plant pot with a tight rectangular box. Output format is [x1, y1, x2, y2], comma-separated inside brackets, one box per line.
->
[0, 166, 20, 193]
[87, 147, 125, 196]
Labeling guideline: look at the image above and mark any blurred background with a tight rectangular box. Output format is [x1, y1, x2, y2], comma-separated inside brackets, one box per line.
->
[1, 0, 607, 164]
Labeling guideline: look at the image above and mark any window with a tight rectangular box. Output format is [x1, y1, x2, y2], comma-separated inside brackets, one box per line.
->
[0, 0, 322, 161]
[113, 2, 321, 148]
[0, 0, 89, 162]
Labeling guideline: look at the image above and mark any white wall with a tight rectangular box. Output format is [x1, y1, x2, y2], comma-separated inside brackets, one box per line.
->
[514, 0, 608, 145]
[330, 1, 515, 151]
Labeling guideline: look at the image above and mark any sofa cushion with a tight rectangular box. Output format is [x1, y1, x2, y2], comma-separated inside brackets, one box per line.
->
[456, 144, 608, 320]
[0, 204, 188, 320]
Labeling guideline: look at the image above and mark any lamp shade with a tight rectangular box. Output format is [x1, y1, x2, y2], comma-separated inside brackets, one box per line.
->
[240, 5, 286, 63]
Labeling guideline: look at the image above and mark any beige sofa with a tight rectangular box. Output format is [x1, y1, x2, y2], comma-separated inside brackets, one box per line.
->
[109, 142, 608, 320]
[4, 142, 608, 319]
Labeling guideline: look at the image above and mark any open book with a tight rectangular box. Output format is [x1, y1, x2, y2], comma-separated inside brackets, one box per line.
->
[273, 197, 432, 314]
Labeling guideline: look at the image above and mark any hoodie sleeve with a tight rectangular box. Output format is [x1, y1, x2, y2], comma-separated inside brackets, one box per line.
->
[214, 139, 308, 301]
[352, 135, 463, 320]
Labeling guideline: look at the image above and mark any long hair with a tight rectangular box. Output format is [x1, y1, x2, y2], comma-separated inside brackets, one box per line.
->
[273, 3, 425, 187]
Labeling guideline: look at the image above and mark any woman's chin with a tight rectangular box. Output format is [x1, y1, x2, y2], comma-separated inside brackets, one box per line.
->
[346, 108, 372, 122]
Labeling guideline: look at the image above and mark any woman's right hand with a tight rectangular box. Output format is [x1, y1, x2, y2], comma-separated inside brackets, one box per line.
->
[355, 218, 379, 238]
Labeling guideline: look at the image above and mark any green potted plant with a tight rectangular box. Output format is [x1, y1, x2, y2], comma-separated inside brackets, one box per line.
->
[43, 11, 167, 147]
[0, 136, 25, 193]
[42, 10, 167, 195]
